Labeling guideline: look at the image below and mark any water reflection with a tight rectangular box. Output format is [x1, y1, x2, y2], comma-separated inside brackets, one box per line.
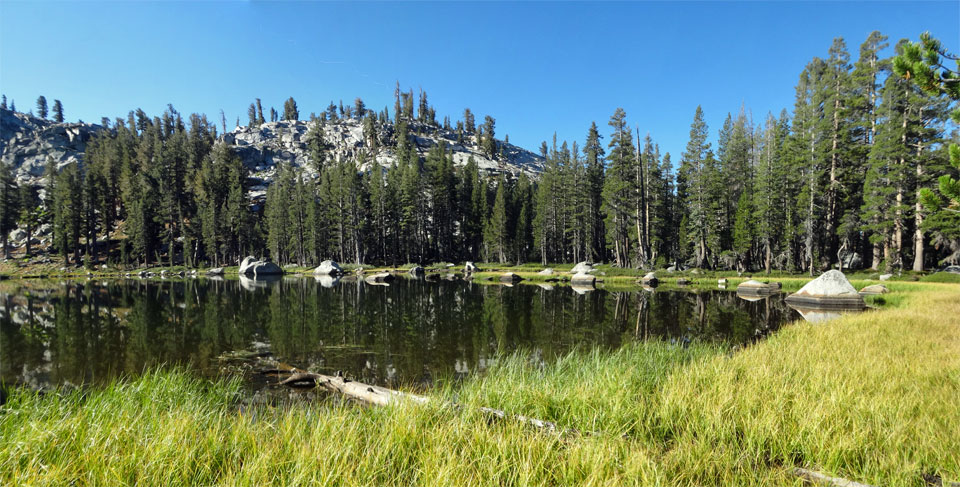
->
[1, 279, 801, 391]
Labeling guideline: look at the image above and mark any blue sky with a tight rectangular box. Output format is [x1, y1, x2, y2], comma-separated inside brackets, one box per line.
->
[1, 1, 957, 160]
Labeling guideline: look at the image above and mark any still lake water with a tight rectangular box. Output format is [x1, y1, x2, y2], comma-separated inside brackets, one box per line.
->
[0, 276, 801, 392]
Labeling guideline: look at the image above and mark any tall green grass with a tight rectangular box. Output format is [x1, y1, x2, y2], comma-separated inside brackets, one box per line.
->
[2, 285, 958, 485]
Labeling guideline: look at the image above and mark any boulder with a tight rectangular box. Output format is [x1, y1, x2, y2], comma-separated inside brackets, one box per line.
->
[785, 270, 864, 309]
[859, 284, 889, 295]
[238, 256, 283, 276]
[736, 279, 780, 295]
[464, 262, 478, 273]
[941, 265, 960, 274]
[571, 261, 594, 274]
[364, 272, 394, 285]
[666, 265, 677, 273]
[879, 273, 893, 281]
[839, 251, 863, 270]
[640, 272, 658, 286]
[206, 267, 224, 275]
[537, 268, 554, 276]
[570, 272, 596, 285]
[500, 272, 523, 283]
[409, 265, 425, 276]
[676, 278, 690, 286]
[313, 260, 343, 276]
[718, 278, 728, 285]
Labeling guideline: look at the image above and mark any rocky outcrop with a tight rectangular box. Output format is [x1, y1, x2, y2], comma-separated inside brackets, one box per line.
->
[226, 119, 542, 201]
[313, 260, 343, 276]
[785, 270, 864, 309]
[1, 109, 104, 184]
[1, 108, 544, 194]
[238, 256, 283, 277]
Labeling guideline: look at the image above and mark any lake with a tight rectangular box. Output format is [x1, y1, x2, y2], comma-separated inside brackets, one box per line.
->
[0, 276, 801, 393]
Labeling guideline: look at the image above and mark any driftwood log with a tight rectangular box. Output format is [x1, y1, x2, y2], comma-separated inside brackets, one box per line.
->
[791, 468, 876, 487]
[273, 369, 565, 434]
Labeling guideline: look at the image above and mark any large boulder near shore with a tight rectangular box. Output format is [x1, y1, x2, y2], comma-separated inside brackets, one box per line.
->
[538, 268, 554, 276]
[364, 272, 394, 285]
[570, 272, 596, 285]
[640, 272, 658, 286]
[879, 273, 893, 281]
[206, 267, 224, 275]
[238, 256, 282, 277]
[785, 270, 864, 309]
[313, 260, 343, 276]
[464, 262, 478, 273]
[500, 272, 523, 283]
[571, 261, 594, 274]
[941, 265, 960, 274]
[737, 279, 780, 295]
[409, 265, 425, 276]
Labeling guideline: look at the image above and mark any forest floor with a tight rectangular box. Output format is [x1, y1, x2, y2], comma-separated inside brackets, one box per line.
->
[1, 271, 959, 485]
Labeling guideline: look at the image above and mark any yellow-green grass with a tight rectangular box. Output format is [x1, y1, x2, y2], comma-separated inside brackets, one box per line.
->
[2, 284, 958, 486]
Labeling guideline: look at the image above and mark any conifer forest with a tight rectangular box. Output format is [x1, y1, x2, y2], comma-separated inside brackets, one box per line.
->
[1, 32, 957, 273]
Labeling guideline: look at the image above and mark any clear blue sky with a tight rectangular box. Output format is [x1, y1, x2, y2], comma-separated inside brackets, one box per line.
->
[1, 1, 957, 160]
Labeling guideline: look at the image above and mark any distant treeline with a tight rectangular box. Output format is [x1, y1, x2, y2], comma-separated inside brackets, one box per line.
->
[1, 31, 957, 271]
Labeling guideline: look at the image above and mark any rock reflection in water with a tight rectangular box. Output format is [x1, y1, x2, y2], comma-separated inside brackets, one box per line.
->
[0, 279, 801, 392]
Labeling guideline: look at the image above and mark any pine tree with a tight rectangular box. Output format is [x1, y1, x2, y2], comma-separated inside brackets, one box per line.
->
[583, 122, 606, 262]
[0, 162, 20, 258]
[36, 96, 48, 119]
[463, 108, 476, 133]
[305, 119, 328, 171]
[17, 183, 41, 257]
[52, 100, 64, 123]
[678, 106, 714, 268]
[602, 108, 636, 267]
[482, 116, 497, 158]
[753, 113, 788, 273]
[484, 176, 509, 263]
[283, 97, 299, 121]
[732, 190, 754, 272]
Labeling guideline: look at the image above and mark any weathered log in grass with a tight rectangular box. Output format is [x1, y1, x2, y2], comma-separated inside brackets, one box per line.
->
[274, 369, 565, 434]
[791, 467, 876, 487]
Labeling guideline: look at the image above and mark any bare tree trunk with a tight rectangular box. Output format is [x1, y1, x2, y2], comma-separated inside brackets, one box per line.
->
[894, 111, 907, 270]
[913, 141, 925, 272]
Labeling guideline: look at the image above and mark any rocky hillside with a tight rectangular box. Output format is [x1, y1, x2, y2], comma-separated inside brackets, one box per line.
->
[1, 108, 544, 189]
[1, 108, 103, 183]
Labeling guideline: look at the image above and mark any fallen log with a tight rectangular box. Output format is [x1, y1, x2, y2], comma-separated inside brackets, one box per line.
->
[791, 468, 876, 487]
[279, 372, 428, 406]
[274, 368, 566, 434]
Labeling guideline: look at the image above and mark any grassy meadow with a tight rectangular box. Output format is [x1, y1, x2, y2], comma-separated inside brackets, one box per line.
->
[1, 277, 958, 485]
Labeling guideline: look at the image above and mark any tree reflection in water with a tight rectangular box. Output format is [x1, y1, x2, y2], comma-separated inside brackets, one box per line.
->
[0, 278, 799, 391]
